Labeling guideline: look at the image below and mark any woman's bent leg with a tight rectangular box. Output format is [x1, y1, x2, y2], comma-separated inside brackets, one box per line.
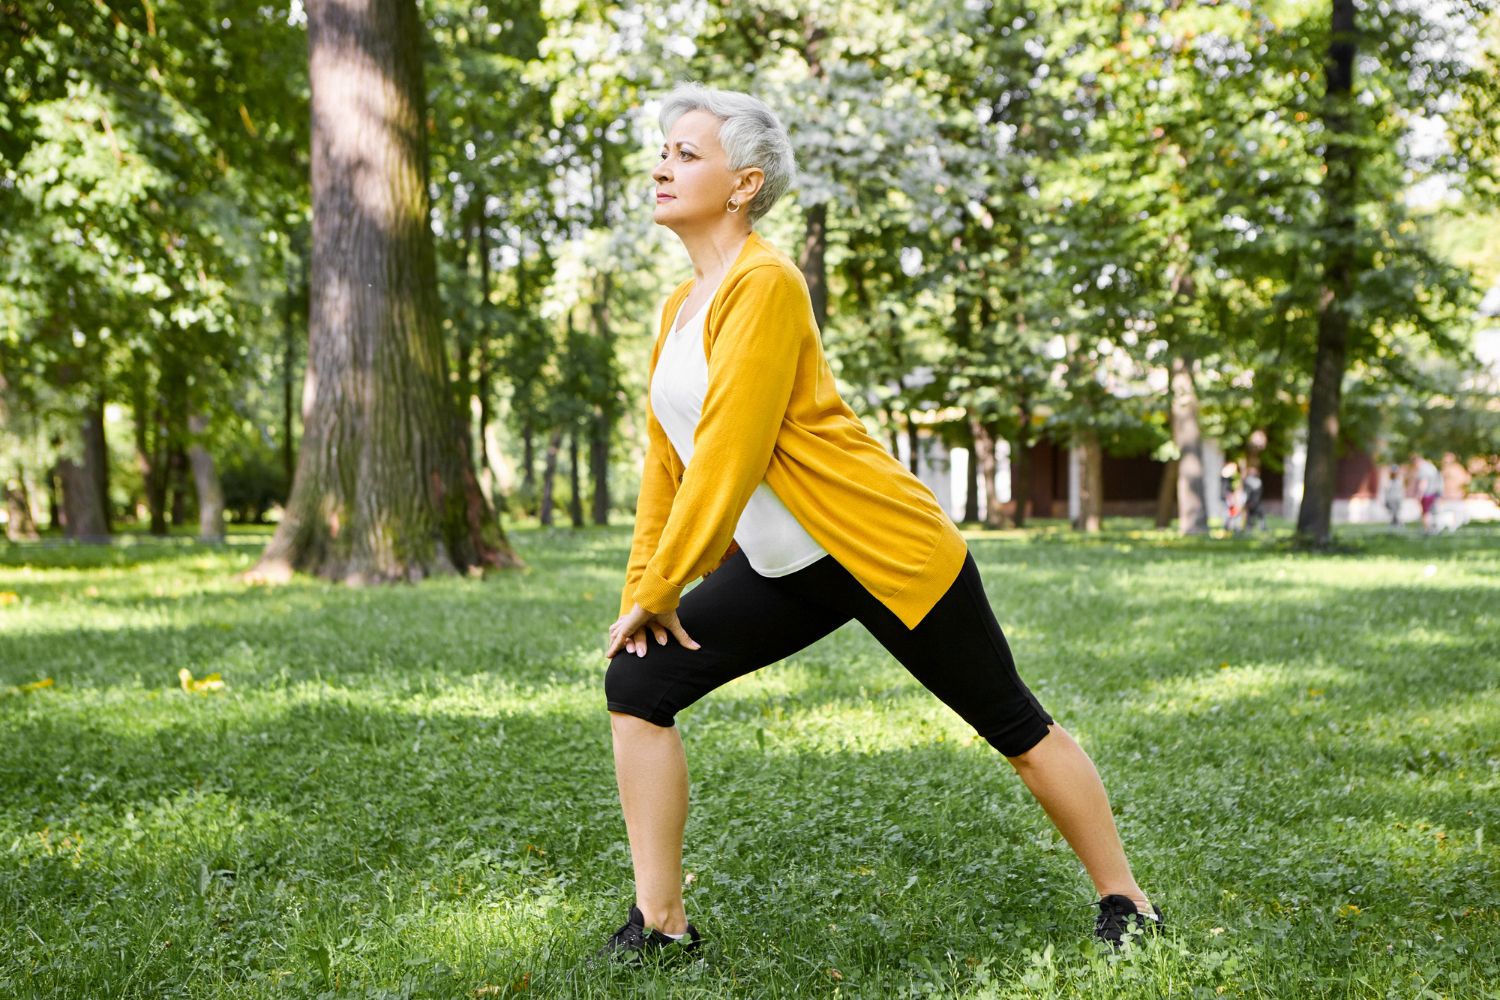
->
[603, 553, 851, 933]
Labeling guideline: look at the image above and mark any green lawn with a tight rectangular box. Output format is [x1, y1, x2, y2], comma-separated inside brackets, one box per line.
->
[2, 523, 1497, 999]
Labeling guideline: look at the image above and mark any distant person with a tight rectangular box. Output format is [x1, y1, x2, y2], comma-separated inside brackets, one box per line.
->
[1413, 455, 1443, 534]
[598, 84, 1160, 961]
[1382, 463, 1406, 527]
[1220, 460, 1238, 529]
[1243, 467, 1265, 531]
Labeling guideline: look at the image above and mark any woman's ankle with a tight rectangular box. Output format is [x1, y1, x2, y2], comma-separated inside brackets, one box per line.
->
[637, 899, 688, 936]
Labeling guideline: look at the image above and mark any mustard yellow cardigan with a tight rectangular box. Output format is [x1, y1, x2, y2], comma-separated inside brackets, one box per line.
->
[620, 232, 968, 630]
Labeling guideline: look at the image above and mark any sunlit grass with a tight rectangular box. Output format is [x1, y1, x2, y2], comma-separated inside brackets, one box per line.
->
[2, 523, 1497, 998]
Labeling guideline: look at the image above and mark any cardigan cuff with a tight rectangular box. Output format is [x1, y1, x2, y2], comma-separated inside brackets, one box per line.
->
[632, 566, 684, 616]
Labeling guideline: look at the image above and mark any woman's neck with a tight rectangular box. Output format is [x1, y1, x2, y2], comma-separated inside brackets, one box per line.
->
[675, 225, 753, 285]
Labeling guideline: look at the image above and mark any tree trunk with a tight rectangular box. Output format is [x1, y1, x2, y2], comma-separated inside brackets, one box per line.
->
[963, 419, 980, 523]
[1297, 0, 1358, 548]
[568, 427, 584, 528]
[1170, 353, 1209, 535]
[905, 410, 921, 476]
[82, 393, 110, 533]
[188, 413, 226, 542]
[59, 418, 109, 542]
[591, 404, 609, 526]
[134, 391, 169, 536]
[169, 444, 191, 527]
[521, 417, 536, 509]
[473, 198, 496, 503]
[589, 273, 614, 527]
[799, 202, 828, 331]
[1076, 433, 1103, 533]
[4, 470, 39, 540]
[538, 427, 562, 527]
[1010, 431, 1031, 529]
[972, 418, 1004, 528]
[252, 0, 518, 583]
[1155, 459, 1179, 528]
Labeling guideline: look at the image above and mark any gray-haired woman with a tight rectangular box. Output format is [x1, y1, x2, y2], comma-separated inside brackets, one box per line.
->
[598, 84, 1161, 960]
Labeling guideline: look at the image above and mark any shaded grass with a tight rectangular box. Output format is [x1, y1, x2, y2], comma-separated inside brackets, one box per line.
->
[1, 523, 1497, 998]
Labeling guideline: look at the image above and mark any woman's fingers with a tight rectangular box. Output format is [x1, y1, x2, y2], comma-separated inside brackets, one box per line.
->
[650, 623, 669, 646]
[665, 614, 701, 651]
[631, 628, 650, 657]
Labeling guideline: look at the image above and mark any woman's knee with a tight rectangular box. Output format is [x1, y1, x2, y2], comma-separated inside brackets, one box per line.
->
[604, 656, 677, 728]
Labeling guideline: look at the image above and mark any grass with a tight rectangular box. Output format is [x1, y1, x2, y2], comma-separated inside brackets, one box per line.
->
[1, 522, 1497, 999]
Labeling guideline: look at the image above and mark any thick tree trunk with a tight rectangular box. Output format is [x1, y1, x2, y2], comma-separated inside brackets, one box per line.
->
[1170, 354, 1209, 535]
[188, 414, 226, 542]
[538, 427, 562, 527]
[59, 419, 109, 542]
[1297, 0, 1358, 547]
[169, 445, 191, 527]
[972, 419, 1005, 528]
[473, 200, 496, 504]
[799, 202, 828, 331]
[1155, 459, 1179, 529]
[253, 0, 518, 582]
[521, 417, 536, 508]
[1010, 431, 1031, 529]
[82, 394, 110, 533]
[5, 470, 39, 540]
[1076, 433, 1103, 533]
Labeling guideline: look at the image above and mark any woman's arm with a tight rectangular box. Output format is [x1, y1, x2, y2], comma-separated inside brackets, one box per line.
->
[628, 264, 806, 616]
[619, 404, 679, 619]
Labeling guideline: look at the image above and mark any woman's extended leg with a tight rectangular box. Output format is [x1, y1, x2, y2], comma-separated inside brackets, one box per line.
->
[1007, 724, 1150, 911]
[846, 552, 1153, 912]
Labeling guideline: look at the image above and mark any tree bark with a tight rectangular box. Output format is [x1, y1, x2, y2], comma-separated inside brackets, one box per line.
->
[59, 418, 109, 542]
[799, 202, 829, 331]
[971, 418, 1005, 527]
[568, 427, 584, 528]
[538, 427, 562, 527]
[589, 273, 614, 526]
[1170, 353, 1209, 535]
[963, 419, 980, 523]
[188, 413, 226, 542]
[1076, 433, 1103, 533]
[905, 409, 921, 476]
[82, 393, 110, 533]
[4, 469, 39, 540]
[133, 389, 169, 536]
[168, 444, 191, 527]
[252, 0, 518, 583]
[1010, 431, 1031, 529]
[1297, 0, 1358, 547]
[1155, 459, 1179, 529]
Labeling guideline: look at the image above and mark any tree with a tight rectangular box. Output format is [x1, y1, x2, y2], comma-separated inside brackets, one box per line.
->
[251, 0, 517, 582]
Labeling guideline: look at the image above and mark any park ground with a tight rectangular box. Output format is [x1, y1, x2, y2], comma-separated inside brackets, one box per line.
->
[1, 522, 1497, 999]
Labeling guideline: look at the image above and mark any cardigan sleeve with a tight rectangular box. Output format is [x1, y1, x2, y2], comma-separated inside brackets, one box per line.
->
[619, 401, 679, 618]
[630, 265, 805, 615]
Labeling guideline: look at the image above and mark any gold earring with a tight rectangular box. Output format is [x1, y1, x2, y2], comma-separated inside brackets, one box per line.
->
[726, 198, 741, 214]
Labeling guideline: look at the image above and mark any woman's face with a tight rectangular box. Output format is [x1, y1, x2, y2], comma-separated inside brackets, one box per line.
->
[651, 110, 744, 229]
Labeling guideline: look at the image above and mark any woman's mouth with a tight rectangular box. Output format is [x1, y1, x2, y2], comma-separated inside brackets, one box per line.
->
[656, 193, 674, 202]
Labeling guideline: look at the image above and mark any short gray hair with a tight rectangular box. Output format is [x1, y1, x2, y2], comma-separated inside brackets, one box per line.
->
[658, 84, 797, 224]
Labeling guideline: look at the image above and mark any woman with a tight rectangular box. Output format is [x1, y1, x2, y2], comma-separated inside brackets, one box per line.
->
[600, 84, 1160, 960]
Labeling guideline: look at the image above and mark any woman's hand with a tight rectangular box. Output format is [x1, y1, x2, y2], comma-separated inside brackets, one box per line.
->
[605, 602, 701, 659]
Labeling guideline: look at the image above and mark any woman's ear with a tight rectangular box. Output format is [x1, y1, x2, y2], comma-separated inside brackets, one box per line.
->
[735, 167, 765, 205]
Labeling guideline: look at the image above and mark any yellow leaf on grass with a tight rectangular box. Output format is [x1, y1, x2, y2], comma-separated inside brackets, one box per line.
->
[20, 678, 54, 692]
[178, 668, 226, 694]
[0, 591, 17, 606]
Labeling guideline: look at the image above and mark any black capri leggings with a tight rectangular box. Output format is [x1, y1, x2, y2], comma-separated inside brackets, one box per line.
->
[605, 549, 1053, 757]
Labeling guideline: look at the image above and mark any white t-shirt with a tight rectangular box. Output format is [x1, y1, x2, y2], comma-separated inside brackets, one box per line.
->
[1416, 459, 1442, 497]
[649, 284, 829, 577]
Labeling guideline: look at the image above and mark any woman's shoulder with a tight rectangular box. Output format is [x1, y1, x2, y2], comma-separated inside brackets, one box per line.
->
[720, 234, 810, 298]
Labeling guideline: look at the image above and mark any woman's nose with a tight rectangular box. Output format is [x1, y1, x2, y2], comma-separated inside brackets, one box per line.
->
[651, 161, 670, 184]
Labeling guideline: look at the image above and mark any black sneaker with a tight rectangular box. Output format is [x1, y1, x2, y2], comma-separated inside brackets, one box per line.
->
[598, 905, 702, 962]
[1094, 894, 1163, 948]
